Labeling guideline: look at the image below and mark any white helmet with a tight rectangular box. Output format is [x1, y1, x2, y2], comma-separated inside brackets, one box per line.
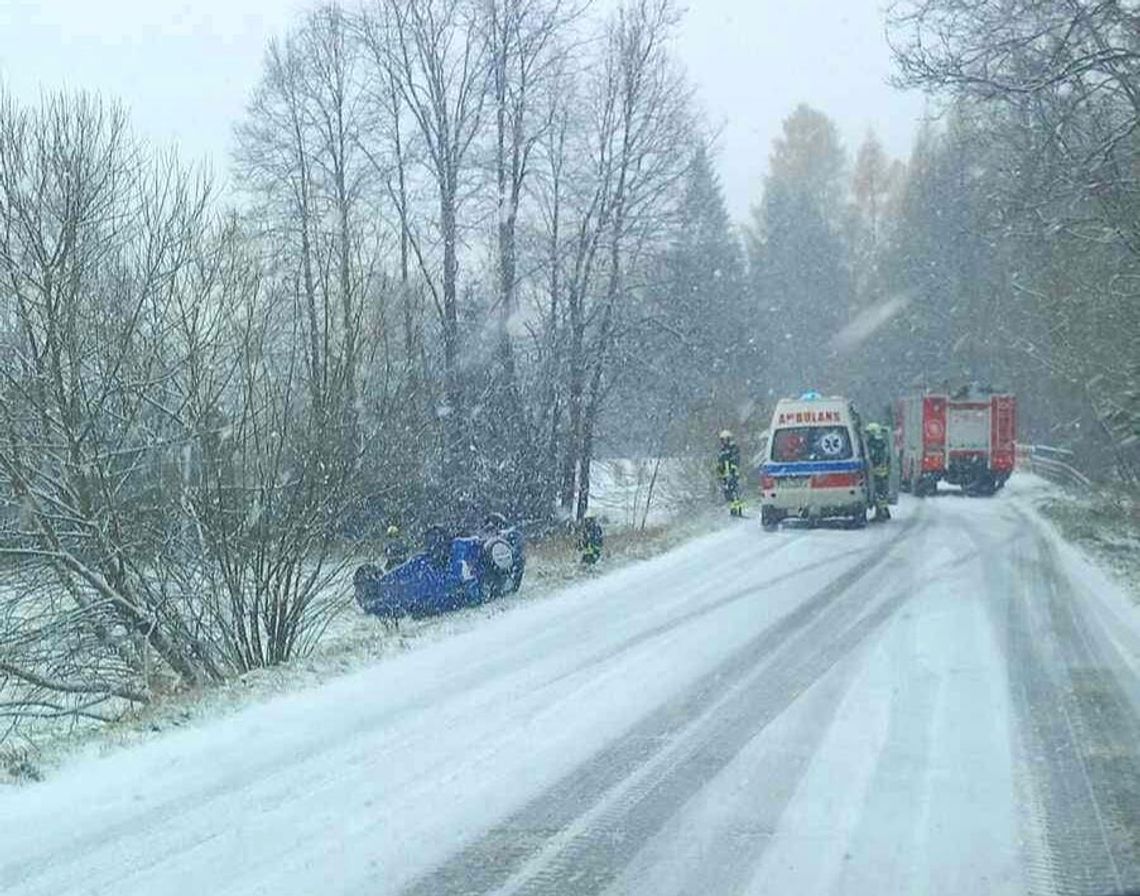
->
[719, 429, 733, 441]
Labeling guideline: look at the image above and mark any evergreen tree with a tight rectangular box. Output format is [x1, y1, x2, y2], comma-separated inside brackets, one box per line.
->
[748, 105, 852, 397]
[848, 130, 903, 308]
[604, 143, 754, 456]
[665, 145, 751, 397]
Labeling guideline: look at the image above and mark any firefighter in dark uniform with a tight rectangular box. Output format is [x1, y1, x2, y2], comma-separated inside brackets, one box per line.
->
[718, 430, 744, 517]
[578, 516, 603, 565]
[865, 423, 892, 522]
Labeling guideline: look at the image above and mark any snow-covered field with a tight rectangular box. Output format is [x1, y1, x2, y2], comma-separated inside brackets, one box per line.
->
[2, 473, 1140, 895]
[588, 457, 711, 528]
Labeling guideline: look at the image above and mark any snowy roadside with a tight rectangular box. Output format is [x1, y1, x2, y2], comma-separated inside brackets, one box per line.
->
[1009, 472, 1140, 604]
[2, 471, 733, 785]
[10, 471, 1135, 785]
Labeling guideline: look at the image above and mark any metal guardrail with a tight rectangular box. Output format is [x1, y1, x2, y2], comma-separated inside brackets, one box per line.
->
[1016, 444, 1092, 490]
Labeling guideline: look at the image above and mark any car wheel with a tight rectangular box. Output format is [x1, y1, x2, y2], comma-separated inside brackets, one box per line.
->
[485, 538, 515, 574]
[482, 537, 517, 599]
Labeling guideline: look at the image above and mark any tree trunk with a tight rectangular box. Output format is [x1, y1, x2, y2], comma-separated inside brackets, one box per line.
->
[440, 172, 464, 474]
[391, 75, 415, 361]
[298, 171, 322, 412]
[575, 336, 611, 524]
[560, 311, 585, 510]
[335, 162, 358, 458]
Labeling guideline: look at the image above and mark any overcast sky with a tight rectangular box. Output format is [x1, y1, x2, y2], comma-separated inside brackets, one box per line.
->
[1, 0, 926, 222]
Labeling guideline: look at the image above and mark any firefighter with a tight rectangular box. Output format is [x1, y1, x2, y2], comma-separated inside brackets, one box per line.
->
[865, 422, 892, 522]
[383, 524, 409, 570]
[578, 516, 603, 565]
[718, 430, 744, 517]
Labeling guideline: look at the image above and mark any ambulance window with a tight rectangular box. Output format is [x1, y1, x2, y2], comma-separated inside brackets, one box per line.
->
[772, 426, 852, 462]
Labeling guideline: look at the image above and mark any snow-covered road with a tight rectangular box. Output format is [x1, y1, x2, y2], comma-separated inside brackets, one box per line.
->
[4, 477, 1140, 896]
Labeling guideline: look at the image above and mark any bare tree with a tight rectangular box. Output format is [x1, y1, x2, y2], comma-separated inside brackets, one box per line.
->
[0, 89, 362, 742]
[376, 0, 490, 474]
[529, 80, 575, 510]
[357, 2, 421, 362]
[889, 0, 1140, 250]
[0, 92, 221, 723]
[235, 3, 373, 447]
[561, 0, 695, 519]
[235, 36, 325, 410]
[485, 0, 579, 352]
[303, 4, 370, 443]
[175, 223, 356, 671]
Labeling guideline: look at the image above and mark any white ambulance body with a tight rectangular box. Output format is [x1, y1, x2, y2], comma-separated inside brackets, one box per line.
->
[758, 394, 871, 528]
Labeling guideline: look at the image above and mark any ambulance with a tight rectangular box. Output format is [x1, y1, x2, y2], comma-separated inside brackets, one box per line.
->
[758, 393, 872, 529]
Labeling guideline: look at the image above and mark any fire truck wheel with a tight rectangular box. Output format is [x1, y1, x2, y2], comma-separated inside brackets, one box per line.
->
[966, 474, 996, 497]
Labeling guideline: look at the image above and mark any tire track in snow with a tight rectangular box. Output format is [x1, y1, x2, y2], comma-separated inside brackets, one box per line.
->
[501, 580, 928, 896]
[966, 509, 1140, 895]
[1017, 532, 1140, 895]
[398, 512, 928, 896]
[540, 541, 872, 691]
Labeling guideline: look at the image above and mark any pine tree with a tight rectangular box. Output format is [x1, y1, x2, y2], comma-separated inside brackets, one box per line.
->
[748, 105, 852, 398]
[849, 130, 903, 308]
[666, 145, 750, 395]
[605, 143, 753, 456]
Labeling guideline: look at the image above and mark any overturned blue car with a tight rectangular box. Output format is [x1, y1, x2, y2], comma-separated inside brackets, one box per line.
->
[354, 515, 525, 620]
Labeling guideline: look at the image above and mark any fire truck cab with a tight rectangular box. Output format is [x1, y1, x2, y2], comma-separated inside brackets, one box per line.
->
[896, 386, 1016, 496]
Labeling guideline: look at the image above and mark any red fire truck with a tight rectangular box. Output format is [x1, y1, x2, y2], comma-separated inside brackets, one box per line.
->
[895, 387, 1016, 496]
